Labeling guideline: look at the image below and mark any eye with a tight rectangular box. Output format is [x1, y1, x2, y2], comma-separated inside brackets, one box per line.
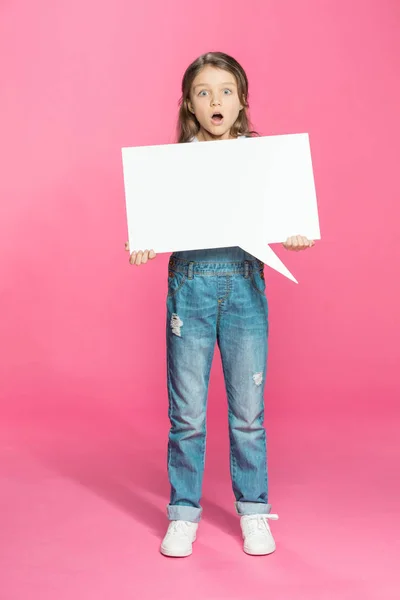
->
[198, 90, 208, 97]
[223, 89, 232, 95]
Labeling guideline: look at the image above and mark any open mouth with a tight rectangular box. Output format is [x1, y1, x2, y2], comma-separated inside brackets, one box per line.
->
[211, 112, 224, 125]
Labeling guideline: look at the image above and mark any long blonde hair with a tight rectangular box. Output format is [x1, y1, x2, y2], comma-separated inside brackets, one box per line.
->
[177, 52, 257, 143]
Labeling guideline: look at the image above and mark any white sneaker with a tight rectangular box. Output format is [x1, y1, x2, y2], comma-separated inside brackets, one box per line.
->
[160, 520, 198, 557]
[241, 514, 279, 556]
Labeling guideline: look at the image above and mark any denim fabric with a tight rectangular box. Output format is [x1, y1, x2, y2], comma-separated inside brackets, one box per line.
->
[166, 249, 271, 522]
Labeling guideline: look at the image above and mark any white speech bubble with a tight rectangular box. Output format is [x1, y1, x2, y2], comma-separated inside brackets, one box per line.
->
[122, 134, 320, 283]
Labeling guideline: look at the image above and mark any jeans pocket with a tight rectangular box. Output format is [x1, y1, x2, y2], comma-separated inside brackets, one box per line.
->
[250, 269, 266, 295]
[167, 270, 187, 298]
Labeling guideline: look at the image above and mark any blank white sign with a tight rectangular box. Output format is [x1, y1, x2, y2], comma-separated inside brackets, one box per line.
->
[122, 133, 320, 283]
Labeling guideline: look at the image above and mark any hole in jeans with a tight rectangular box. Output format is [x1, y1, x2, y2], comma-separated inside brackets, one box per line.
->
[171, 313, 183, 337]
[253, 372, 263, 386]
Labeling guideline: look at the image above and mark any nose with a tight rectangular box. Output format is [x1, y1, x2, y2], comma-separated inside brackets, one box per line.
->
[211, 94, 222, 106]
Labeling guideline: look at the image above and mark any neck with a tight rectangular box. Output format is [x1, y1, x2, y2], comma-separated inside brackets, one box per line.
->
[196, 128, 235, 142]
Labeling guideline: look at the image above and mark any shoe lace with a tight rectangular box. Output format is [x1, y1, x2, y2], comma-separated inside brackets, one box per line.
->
[246, 514, 279, 536]
[168, 521, 192, 538]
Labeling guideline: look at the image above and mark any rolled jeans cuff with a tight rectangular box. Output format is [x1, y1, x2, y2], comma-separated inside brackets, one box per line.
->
[167, 504, 202, 523]
[235, 502, 271, 516]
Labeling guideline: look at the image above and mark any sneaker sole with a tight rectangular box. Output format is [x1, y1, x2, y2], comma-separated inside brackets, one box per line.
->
[160, 535, 196, 558]
[244, 545, 276, 556]
[160, 546, 193, 558]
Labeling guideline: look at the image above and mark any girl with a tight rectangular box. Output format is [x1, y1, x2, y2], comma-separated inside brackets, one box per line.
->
[125, 52, 314, 557]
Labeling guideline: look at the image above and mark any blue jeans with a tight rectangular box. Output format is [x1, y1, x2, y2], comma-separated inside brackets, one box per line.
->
[166, 248, 271, 523]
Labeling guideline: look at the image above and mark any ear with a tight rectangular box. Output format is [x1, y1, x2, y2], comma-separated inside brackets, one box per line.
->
[187, 99, 195, 115]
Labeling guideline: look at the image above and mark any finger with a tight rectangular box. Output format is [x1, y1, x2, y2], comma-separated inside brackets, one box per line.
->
[129, 251, 137, 265]
[303, 238, 314, 251]
[125, 241, 129, 252]
[142, 250, 149, 264]
[284, 237, 294, 250]
[135, 251, 143, 266]
[149, 249, 156, 259]
[300, 235, 309, 251]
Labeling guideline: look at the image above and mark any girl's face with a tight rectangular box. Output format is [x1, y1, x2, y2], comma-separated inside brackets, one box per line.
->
[188, 66, 243, 141]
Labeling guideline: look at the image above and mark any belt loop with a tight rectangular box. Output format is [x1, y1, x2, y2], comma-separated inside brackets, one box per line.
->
[188, 261, 194, 280]
[244, 261, 249, 279]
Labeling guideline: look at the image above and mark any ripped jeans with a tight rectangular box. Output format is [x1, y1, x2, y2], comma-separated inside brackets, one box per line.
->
[166, 251, 271, 523]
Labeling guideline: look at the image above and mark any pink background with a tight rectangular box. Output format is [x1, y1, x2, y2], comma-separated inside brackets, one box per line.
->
[1, 1, 399, 599]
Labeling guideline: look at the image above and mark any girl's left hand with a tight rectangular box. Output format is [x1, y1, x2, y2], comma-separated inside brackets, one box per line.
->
[282, 235, 315, 251]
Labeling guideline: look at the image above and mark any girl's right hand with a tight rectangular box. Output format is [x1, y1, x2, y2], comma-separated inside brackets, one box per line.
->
[125, 242, 157, 266]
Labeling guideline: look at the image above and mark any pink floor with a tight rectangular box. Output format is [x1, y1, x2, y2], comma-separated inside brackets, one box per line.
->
[1, 398, 398, 600]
